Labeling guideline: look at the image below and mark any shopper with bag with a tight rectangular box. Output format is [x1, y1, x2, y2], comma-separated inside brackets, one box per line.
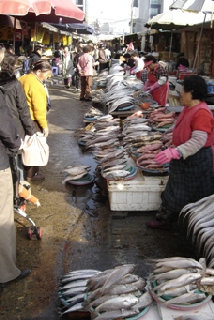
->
[0, 45, 31, 287]
[19, 60, 51, 181]
[0, 52, 35, 140]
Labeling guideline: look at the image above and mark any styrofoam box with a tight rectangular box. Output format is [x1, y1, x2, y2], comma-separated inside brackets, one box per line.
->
[108, 171, 168, 211]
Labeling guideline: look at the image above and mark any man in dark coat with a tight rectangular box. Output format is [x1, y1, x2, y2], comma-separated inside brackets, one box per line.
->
[29, 45, 43, 67]
[0, 45, 31, 286]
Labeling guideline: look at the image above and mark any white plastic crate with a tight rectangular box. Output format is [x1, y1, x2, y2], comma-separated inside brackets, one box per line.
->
[108, 170, 168, 211]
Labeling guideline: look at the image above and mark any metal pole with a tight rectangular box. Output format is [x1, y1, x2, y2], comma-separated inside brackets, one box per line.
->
[192, 13, 206, 71]
[169, 30, 173, 59]
[13, 17, 16, 52]
[130, 0, 134, 34]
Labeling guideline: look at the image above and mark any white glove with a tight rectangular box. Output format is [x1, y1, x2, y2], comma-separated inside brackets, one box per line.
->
[43, 127, 49, 137]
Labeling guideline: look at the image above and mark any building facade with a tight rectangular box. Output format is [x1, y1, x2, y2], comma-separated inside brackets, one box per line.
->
[133, 0, 174, 33]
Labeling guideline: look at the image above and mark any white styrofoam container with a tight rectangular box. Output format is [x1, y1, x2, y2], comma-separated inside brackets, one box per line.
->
[108, 171, 168, 211]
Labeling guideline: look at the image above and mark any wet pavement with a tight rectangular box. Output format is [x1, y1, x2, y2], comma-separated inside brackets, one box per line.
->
[0, 83, 195, 320]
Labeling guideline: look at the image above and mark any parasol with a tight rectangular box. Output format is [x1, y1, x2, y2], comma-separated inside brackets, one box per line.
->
[0, 0, 84, 23]
[170, 0, 214, 71]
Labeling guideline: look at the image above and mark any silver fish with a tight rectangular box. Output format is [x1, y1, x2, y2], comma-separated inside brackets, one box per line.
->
[92, 308, 138, 320]
[62, 302, 84, 314]
[153, 268, 195, 282]
[155, 273, 202, 293]
[165, 290, 206, 305]
[155, 258, 203, 270]
[174, 314, 214, 320]
[59, 286, 87, 297]
[157, 284, 197, 297]
[132, 291, 153, 312]
[94, 294, 138, 314]
[60, 279, 88, 290]
[101, 264, 136, 291]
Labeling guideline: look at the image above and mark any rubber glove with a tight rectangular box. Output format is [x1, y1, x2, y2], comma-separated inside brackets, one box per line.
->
[154, 148, 180, 164]
[43, 127, 49, 137]
[148, 81, 160, 93]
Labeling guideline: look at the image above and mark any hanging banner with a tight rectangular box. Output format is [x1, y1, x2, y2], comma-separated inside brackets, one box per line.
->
[53, 33, 60, 43]
[0, 27, 8, 40]
[62, 35, 67, 45]
[31, 26, 45, 43]
[43, 31, 50, 45]
[67, 36, 72, 45]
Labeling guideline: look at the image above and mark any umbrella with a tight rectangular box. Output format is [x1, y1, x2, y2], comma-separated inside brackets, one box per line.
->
[145, 9, 205, 29]
[52, 22, 94, 35]
[0, 0, 84, 23]
[170, 0, 214, 13]
[170, 0, 214, 71]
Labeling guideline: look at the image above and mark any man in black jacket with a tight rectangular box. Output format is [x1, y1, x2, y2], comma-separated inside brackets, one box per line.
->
[29, 45, 43, 67]
[0, 46, 31, 286]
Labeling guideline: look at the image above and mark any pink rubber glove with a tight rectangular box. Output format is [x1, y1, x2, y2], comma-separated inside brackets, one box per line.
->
[149, 81, 160, 92]
[154, 148, 180, 164]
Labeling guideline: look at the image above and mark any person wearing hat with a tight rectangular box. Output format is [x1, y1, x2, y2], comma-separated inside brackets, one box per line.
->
[143, 55, 169, 106]
[146, 75, 214, 229]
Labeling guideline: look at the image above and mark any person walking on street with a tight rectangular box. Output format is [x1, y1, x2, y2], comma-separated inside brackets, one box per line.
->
[98, 44, 108, 72]
[62, 46, 74, 89]
[0, 45, 31, 287]
[19, 60, 52, 181]
[147, 75, 214, 229]
[77, 45, 94, 102]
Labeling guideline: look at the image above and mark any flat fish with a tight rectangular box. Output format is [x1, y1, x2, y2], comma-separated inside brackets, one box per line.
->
[63, 166, 90, 176]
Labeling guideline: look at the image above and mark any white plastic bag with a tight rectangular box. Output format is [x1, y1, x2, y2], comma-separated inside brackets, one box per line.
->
[21, 132, 49, 166]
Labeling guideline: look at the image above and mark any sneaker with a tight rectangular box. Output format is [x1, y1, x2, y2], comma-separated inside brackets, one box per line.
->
[27, 173, 45, 182]
[0, 269, 31, 288]
[145, 219, 170, 230]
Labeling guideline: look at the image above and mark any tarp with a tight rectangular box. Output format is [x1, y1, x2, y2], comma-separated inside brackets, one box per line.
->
[170, 0, 214, 13]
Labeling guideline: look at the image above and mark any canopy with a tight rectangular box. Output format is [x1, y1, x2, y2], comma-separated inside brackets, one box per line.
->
[170, 0, 214, 13]
[0, 0, 84, 23]
[52, 22, 94, 34]
[145, 9, 205, 29]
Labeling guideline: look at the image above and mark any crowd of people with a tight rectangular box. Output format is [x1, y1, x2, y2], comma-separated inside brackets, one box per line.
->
[0, 39, 214, 288]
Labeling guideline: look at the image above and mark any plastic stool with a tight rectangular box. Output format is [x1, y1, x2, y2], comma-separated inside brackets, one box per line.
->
[52, 66, 58, 76]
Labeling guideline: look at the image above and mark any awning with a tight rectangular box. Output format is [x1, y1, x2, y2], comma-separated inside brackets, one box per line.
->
[51, 22, 93, 34]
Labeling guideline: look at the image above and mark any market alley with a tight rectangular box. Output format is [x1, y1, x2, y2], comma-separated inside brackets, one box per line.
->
[0, 84, 195, 320]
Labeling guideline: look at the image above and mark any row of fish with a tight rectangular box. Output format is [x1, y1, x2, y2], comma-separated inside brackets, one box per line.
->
[77, 111, 132, 180]
[179, 194, 214, 266]
[150, 256, 214, 305]
[58, 264, 153, 319]
[149, 106, 175, 129]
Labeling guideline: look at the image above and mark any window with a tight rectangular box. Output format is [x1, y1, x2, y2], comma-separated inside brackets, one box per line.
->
[150, 7, 160, 16]
[133, 0, 138, 7]
[76, 0, 83, 5]
[151, 0, 160, 4]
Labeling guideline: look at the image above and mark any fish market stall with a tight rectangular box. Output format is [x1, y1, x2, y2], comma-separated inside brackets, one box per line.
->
[57, 260, 214, 319]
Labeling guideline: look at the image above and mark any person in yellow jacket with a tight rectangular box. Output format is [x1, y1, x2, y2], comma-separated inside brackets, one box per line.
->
[19, 60, 52, 181]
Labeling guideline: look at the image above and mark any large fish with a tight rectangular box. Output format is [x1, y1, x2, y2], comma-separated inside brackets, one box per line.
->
[165, 290, 206, 305]
[154, 257, 203, 270]
[154, 273, 202, 293]
[92, 308, 138, 320]
[94, 294, 138, 314]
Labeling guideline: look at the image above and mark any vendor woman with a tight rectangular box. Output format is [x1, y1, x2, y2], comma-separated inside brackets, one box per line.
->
[143, 55, 169, 106]
[147, 75, 214, 229]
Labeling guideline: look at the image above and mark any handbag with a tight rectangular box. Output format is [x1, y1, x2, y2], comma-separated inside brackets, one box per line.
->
[21, 132, 49, 166]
